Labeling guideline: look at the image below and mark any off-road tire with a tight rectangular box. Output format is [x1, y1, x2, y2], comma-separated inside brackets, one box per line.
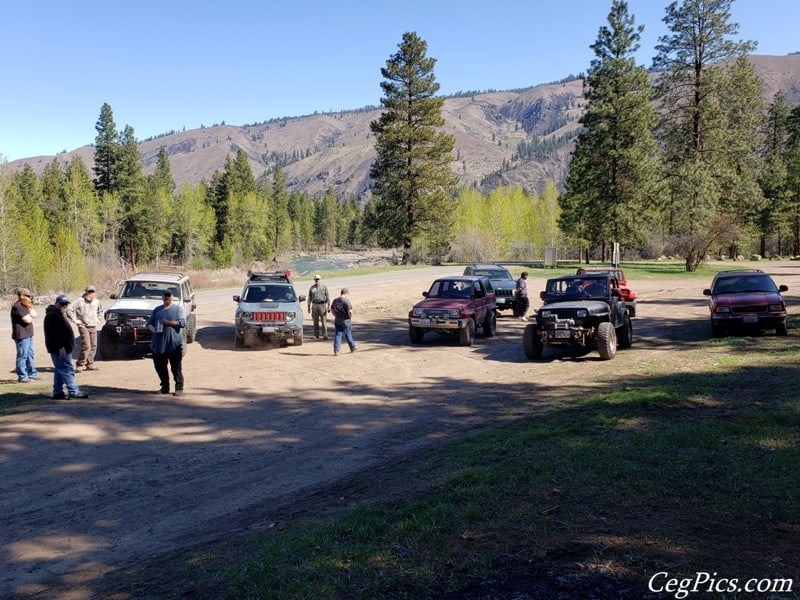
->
[617, 314, 632, 349]
[483, 311, 496, 337]
[234, 332, 245, 348]
[596, 321, 617, 360]
[186, 314, 197, 343]
[293, 333, 303, 346]
[409, 326, 425, 344]
[522, 324, 544, 359]
[98, 332, 120, 360]
[459, 319, 475, 346]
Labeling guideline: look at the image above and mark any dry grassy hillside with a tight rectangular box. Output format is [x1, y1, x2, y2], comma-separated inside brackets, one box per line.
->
[9, 55, 800, 200]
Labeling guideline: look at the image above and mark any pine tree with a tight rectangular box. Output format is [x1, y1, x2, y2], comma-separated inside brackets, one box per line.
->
[561, 0, 659, 261]
[93, 103, 120, 193]
[149, 146, 175, 194]
[370, 32, 458, 264]
[116, 125, 151, 267]
[652, 0, 758, 269]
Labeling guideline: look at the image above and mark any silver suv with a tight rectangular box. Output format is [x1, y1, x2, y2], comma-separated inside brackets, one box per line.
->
[99, 272, 197, 359]
[233, 271, 305, 347]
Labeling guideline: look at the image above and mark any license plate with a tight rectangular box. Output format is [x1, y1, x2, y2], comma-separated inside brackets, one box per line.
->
[131, 318, 147, 329]
[419, 319, 431, 326]
[743, 315, 758, 324]
[261, 326, 275, 333]
[554, 330, 571, 339]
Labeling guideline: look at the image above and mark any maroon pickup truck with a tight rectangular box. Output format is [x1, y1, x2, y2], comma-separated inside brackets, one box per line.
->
[408, 276, 497, 346]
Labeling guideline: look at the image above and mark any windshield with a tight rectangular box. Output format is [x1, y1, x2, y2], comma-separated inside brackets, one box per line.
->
[473, 269, 512, 280]
[427, 280, 475, 299]
[713, 275, 778, 294]
[122, 282, 180, 299]
[242, 284, 297, 302]
[546, 278, 609, 301]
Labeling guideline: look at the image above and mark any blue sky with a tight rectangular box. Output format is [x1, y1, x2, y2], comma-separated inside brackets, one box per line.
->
[1, 0, 798, 162]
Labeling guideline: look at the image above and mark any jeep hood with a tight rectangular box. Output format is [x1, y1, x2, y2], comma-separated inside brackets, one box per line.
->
[540, 300, 610, 315]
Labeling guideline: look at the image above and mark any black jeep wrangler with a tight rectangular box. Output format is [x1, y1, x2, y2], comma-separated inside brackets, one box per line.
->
[522, 273, 632, 360]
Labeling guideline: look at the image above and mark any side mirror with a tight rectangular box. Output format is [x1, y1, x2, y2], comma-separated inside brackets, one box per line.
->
[702, 289, 711, 296]
[233, 295, 241, 303]
[110, 293, 118, 299]
[611, 288, 621, 297]
[779, 285, 789, 292]
[422, 291, 429, 297]
[299, 295, 307, 302]
[540, 291, 547, 300]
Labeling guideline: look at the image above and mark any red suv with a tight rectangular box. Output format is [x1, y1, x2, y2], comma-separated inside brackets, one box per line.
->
[703, 270, 788, 337]
[576, 267, 637, 317]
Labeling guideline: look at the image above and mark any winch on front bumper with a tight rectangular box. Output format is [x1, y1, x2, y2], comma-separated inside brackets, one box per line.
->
[537, 315, 592, 346]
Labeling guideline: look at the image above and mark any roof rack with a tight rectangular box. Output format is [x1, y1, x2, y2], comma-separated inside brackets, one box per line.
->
[247, 269, 292, 282]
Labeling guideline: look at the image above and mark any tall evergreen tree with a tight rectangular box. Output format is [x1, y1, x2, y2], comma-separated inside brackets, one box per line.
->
[560, 0, 659, 261]
[93, 102, 120, 193]
[116, 125, 151, 266]
[370, 31, 458, 264]
[148, 146, 175, 194]
[652, 0, 759, 269]
[270, 166, 291, 258]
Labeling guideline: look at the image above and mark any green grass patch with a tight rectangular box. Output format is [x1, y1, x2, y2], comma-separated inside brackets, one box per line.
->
[216, 334, 800, 599]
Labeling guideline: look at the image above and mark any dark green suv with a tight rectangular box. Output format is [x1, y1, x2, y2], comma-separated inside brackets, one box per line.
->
[463, 264, 516, 312]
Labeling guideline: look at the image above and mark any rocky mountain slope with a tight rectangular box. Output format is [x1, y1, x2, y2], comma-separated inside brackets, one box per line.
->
[9, 54, 800, 200]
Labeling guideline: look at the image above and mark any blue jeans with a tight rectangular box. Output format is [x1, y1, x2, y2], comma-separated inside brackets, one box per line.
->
[15, 337, 38, 381]
[50, 353, 79, 396]
[333, 319, 355, 354]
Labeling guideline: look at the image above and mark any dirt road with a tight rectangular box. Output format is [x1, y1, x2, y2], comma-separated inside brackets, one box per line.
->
[2, 263, 798, 599]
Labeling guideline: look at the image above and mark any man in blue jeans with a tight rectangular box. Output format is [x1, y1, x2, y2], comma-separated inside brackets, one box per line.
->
[147, 290, 186, 395]
[11, 287, 39, 382]
[43, 295, 88, 399]
[330, 288, 356, 356]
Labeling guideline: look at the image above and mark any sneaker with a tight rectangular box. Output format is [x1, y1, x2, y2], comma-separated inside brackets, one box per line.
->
[86, 364, 99, 371]
[68, 391, 89, 399]
[52, 392, 67, 399]
[334, 351, 339, 356]
[19, 378, 31, 383]
[75, 366, 85, 373]
[159, 388, 170, 394]
[29, 375, 40, 380]
[350, 346, 356, 353]
[174, 390, 184, 396]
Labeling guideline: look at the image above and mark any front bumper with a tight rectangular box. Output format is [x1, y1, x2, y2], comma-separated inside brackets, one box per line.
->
[408, 317, 469, 330]
[711, 313, 786, 330]
[237, 321, 302, 341]
[101, 321, 152, 345]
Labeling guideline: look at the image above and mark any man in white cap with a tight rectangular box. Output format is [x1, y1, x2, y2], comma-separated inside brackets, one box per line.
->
[307, 274, 330, 339]
[68, 285, 103, 371]
[44, 295, 88, 399]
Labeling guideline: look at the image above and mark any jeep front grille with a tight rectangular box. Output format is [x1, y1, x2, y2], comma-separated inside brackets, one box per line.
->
[253, 312, 287, 322]
[496, 289, 513, 298]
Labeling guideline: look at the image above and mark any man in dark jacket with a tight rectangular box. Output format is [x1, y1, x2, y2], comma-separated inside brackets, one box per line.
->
[43, 295, 88, 399]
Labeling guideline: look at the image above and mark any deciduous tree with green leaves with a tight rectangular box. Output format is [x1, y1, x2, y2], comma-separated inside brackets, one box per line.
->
[370, 31, 458, 264]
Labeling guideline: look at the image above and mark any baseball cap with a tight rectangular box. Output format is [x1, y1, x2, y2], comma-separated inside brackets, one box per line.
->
[85, 285, 96, 293]
[314, 274, 321, 280]
[17, 287, 32, 297]
[56, 294, 71, 306]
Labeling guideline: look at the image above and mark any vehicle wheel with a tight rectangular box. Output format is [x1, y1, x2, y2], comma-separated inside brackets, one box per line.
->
[181, 330, 188, 356]
[459, 319, 475, 346]
[522, 324, 543, 359]
[409, 326, 425, 344]
[776, 322, 788, 336]
[617, 315, 633, 349]
[293, 333, 303, 346]
[186, 314, 197, 343]
[711, 322, 724, 338]
[596, 322, 617, 360]
[98, 333, 119, 360]
[234, 332, 244, 348]
[483, 311, 496, 337]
